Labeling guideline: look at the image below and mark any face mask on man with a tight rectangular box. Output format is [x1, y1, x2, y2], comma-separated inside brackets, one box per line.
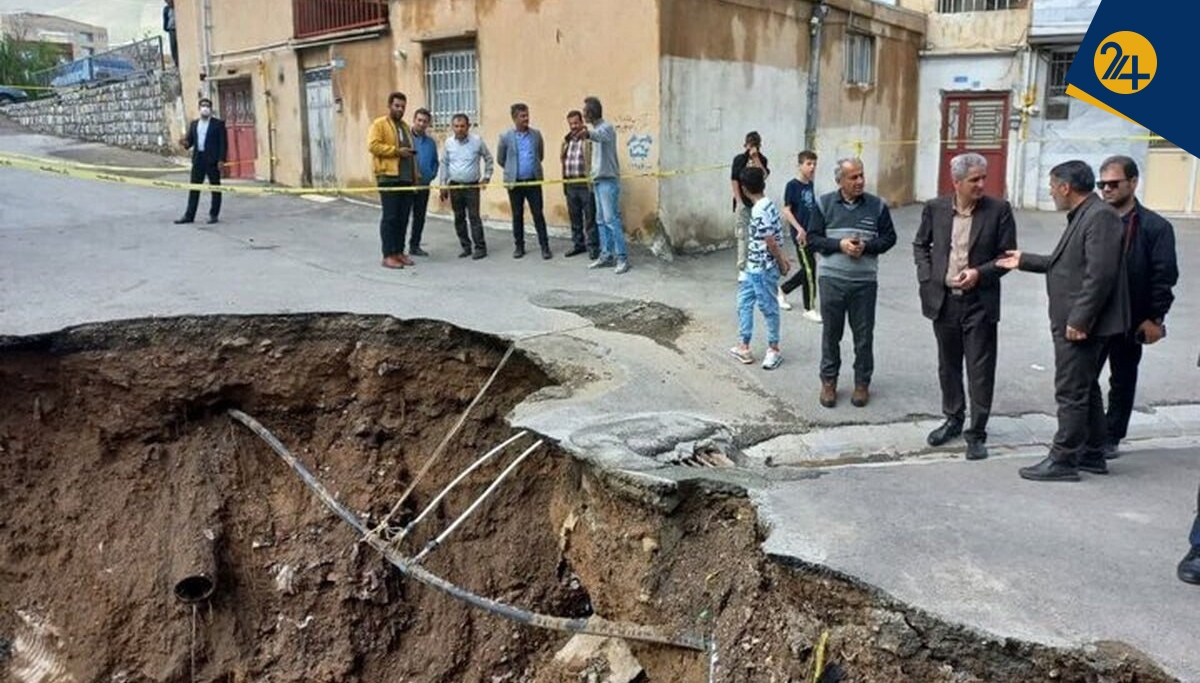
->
[199, 106, 212, 118]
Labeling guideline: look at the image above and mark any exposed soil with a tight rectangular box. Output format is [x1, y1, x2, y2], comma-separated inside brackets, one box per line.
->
[0, 314, 1178, 683]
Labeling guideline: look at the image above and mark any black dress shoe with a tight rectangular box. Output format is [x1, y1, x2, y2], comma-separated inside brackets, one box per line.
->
[965, 440, 988, 461]
[927, 419, 963, 447]
[410, 247, 429, 257]
[1077, 452, 1109, 475]
[588, 249, 600, 260]
[1179, 547, 1200, 585]
[458, 249, 472, 258]
[1103, 441, 1121, 460]
[471, 250, 487, 260]
[1019, 455, 1080, 482]
[206, 216, 219, 224]
[541, 246, 552, 260]
[174, 216, 194, 224]
[565, 246, 588, 257]
[513, 246, 526, 259]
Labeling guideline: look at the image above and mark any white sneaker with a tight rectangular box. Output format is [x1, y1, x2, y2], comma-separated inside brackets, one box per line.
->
[589, 255, 614, 269]
[803, 309, 823, 323]
[777, 289, 793, 310]
[614, 260, 630, 275]
[762, 349, 783, 370]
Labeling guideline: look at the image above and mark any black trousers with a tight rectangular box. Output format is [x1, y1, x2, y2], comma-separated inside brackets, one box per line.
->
[1100, 331, 1144, 443]
[410, 189, 431, 251]
[508, 185, 549, 249]
[377, 176, 413, 257]
[819, 277, 877, 386]
[184, 160, 221, 220]
[1049, 333, 1110, 463]
[564, 182, 598, 253]
[450, 185, 486, 254]
[780, 239, 818, 311]
[167, 30, 178, 68]
[933, 291, 998, 442]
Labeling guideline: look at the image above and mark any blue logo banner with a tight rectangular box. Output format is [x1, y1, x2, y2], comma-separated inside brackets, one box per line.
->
[1064, 0, 1193, 155]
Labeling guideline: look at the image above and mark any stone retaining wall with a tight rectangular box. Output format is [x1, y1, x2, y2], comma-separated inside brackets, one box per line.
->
[1, 71, 183, 154]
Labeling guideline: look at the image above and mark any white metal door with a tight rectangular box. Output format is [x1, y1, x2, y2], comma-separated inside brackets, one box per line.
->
[304, 67, 336, 188]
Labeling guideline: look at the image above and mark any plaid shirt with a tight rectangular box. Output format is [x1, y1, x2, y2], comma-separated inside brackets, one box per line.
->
[563, 138, 587, 178]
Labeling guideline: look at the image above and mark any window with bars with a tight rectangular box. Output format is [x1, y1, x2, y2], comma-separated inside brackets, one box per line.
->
[936, 0, 1019, 12]
[424, 47, 478, 128]
[1044, 50, 1075, 120]
[844, 33, 875, 86]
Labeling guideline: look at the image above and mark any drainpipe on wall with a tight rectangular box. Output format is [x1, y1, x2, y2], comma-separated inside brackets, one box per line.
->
[804, 2, 829, 153]
[199, 0, 214, 99]
[259, 58, 276, 184]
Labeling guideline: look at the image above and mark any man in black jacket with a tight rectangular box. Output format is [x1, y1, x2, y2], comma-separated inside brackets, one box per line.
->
[175, 97, 227, 225]
[1096, 156, 1179, 458]
[914, 152, 1017, 461]
[997, 160, 1129, 482]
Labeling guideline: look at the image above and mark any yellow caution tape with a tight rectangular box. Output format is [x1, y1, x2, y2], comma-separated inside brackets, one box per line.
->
[0, 151, 728, 194]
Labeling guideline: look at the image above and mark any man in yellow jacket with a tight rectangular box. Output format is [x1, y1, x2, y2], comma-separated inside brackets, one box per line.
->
[368, 92, 421, 269]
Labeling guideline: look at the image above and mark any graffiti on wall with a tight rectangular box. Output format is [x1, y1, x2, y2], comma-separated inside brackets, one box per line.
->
[627, 134, 653, 170]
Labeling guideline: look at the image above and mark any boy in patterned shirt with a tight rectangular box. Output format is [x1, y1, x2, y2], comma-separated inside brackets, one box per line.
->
[730, 166, 791, 369]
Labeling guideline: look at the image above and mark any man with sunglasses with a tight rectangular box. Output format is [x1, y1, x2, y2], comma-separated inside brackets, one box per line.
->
[1095, 156, 1179, 459]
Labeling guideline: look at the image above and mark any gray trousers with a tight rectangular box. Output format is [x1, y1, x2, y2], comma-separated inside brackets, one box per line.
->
[819, 276, 878, 386]
[564, 183, 598, 252]
[1049, 333, 1110, 463]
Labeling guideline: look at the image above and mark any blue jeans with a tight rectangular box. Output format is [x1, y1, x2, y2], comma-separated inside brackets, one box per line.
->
[738, 266, 781, 346]
[594, 178, 627, 260]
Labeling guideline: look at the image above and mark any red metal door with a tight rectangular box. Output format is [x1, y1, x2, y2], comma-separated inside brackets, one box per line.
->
[938, 92, 1009, 198]
[218, 79, 257, 180]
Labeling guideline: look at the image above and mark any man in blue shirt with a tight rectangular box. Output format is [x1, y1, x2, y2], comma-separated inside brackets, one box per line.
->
[497, 103, 550, 259]
[409, 108, 439, 256]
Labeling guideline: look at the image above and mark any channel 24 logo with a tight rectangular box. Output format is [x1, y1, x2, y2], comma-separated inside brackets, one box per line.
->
[1093, 31, 1156, 94]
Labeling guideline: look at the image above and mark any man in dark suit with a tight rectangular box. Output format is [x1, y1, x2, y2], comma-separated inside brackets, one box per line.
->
[175, 97, 227, 225]
[913, 152, 1017, 461]
[1095, 156, 1178, 459]
[997, 160, 1129, 482]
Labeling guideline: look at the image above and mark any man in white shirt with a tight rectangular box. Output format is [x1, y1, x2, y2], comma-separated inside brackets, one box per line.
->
[439, 113, 494, 259]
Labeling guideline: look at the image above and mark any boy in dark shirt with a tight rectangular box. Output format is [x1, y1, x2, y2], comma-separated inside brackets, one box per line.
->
[780, 150, 821, 322]
[730, 131, 770, 281]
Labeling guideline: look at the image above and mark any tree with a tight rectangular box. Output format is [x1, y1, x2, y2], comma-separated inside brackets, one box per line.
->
[0, 35, 64, 87]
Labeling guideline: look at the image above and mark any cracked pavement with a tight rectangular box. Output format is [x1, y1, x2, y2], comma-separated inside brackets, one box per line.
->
[3, 121, 1200, 680]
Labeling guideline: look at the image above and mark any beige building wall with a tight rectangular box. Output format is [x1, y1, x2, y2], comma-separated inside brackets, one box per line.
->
[816, 1, 924, 206]
[902, 0, 1028, 51]
[657, 0, 814, 251]
[390, 0, 662, 234]
[1, 12, 108, 58]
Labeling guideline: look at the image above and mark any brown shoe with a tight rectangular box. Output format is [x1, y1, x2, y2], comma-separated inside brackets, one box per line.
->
[381, 256, 405, 269]
[397, 253, 416, 266]
[819, 380, 837, 408]
[851, 383, 870, 407]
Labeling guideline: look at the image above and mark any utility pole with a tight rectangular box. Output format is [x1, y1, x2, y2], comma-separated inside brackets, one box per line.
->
[804, 3, 829, 153]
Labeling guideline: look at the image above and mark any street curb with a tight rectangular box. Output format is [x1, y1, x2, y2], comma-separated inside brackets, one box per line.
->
[743, 404, 1200, 466]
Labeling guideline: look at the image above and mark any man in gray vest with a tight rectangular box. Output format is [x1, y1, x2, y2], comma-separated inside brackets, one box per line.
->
[807, 158, 897, 409]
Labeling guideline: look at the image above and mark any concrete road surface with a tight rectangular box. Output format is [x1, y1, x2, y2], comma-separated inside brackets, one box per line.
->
[2, 123, 1198, 679]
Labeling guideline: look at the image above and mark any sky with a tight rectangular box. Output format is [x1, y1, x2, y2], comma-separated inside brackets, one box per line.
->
[0, 0, 162, 46]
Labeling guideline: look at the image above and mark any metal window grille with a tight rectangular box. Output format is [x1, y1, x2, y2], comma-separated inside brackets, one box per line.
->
[424, 49, 478, 128]
[844, 33, 875, 85]
[936, 0, 1017, 12]
[1045, 50, 1075, 99]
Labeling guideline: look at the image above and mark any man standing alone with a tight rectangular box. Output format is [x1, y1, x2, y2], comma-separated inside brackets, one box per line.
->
[497, 103, 550, 259]
[408, 107, 438, 257]
[368, 92, 419, 269]
[162, 0, 178, 68]
[577, 96, 629, 274]
[174, 97, 226, 225]
[806, 158, 897, 409]
[439, 113, 494, 260]
[1095, 155, 1178, 458]
[561, 110, 597, 259]
[997, 160, 1128, 482]
[913, 153, 1017, 461]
